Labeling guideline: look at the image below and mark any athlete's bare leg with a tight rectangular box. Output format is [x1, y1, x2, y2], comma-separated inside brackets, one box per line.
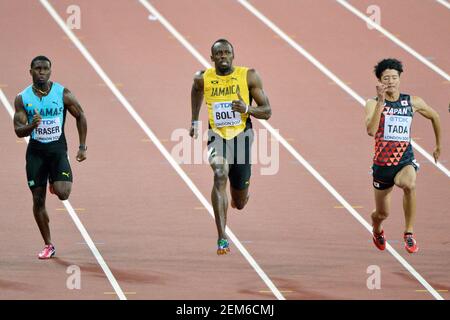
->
[371, 186, 393, 234]
[394, 165, 417, 234]
[210, 156, 229, 241]
[31, 187, 51, 245]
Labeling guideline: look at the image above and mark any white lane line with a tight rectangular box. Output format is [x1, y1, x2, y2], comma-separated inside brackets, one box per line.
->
[237, 0, 450, 178]
[337, 0, 450, 82]
[0, 90, 15, 118]
[40, 0, 285, 301]
[142, 0, 444, 300]
[0, 88, 127, 301]
[436, 0, 450, 10]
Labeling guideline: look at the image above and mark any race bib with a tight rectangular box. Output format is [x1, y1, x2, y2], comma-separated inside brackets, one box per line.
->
[383, 115, 412, 141]
[212, 101, 242, 128]
[33, 117, 62, 143]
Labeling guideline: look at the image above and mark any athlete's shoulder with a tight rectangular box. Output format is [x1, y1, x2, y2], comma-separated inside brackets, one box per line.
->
[194, 70, 206, 81]
[62, 87, 71, 98]
[193, 70, 205, 90]
[17, 86, 32, 106]
[14, 93, 24, 108]
[194, 70, 205, 77]
[246, 68, 261, 77]
[62, 87, 81, 106]
[409, 95, 426, 110]
[246, 68, 263, 87]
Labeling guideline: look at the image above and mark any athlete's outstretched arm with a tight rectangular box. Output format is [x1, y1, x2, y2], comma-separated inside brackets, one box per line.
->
[64, 88, 87, 162]
[190, 70, 204, 139]
[13, 94, 41, 137]
[246, 69, 271, 120]
[412, 96, 442, 162]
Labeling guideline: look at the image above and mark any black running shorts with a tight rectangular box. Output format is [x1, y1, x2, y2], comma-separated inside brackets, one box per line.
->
[372, 160, 419, 190]
[207, 128, 254, 190]
[25, 146, 73, 189]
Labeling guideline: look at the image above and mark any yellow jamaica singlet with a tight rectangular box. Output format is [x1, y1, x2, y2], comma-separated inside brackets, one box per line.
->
[203, 66, 250, 140]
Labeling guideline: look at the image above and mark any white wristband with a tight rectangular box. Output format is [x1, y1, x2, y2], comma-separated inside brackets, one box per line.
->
[244, 105, 249, 114]
[191, 120, 199, 128]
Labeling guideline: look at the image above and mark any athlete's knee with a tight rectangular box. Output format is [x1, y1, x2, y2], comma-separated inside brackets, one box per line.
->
[57, 193, 70, 201]
[56, 189, 71, 200]
[372, 209, 389, 220]
[213, 168, 228, 187]
[233, 199, 246, 210]
[32, 194, 46, 208]
[53, 183, 72, 200]
[32, 192, 46, 213]
[401, 181, 416, 194]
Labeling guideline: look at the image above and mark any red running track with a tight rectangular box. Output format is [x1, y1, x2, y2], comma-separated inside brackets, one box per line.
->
[0, 0, 448, 300]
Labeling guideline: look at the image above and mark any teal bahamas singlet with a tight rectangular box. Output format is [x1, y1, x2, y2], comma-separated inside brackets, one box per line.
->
[21, 82, 67, 150]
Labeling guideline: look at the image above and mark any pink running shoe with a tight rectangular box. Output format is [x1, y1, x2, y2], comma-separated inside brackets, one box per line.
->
[38, 244, 56, 259]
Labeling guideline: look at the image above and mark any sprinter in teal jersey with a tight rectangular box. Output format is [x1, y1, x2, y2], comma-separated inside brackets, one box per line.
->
[13, 56, 88, 259]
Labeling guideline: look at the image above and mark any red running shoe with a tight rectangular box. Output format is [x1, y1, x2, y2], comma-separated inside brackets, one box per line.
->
[372, 230, 386, 251]
[404, 233, 419, 253]
[38, 244, 56, 259]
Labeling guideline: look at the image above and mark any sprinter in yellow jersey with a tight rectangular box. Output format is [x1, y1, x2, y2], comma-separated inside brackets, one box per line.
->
[190, 39, 272, 255]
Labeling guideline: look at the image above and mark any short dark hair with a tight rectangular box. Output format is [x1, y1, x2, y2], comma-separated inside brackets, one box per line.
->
[31, 56, 52, 68]
[211, 39, 234, 55]
[374, 58, 403, 79]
